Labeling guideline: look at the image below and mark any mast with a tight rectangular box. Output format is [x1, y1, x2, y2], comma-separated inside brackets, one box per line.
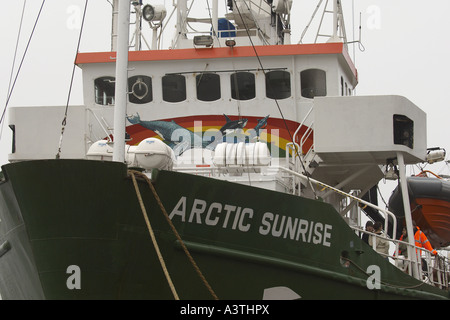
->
[112, 0, 130, 162]
[332, 0, 338, 40]
[328, 0, 342, 43]
[212, 0, 218, 39]
[111, 0, 119, 51]
[397, 152, 421, 279]
[174, 0, 188, 47]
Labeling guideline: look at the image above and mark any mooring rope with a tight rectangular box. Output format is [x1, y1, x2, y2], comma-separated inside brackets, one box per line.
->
[128, 170, 219, 300]
[129, 171, 179, 300]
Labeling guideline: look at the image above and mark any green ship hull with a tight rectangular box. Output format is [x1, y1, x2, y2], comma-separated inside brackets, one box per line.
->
[0, 159, 448, 299]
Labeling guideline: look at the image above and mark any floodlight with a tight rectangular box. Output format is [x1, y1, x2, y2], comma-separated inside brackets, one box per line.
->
[193, 35, 214, 47]
[142, 4, 166, 22]
[225, 38, 236, 47]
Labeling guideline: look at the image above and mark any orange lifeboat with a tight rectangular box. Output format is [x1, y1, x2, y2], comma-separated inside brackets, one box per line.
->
[388, 171, 450, 249]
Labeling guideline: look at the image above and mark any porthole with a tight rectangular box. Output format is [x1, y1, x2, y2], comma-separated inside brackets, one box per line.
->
[128, 75, 152, 104]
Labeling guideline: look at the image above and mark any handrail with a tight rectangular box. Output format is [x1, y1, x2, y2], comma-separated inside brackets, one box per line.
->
[86, 108, 113, 142]
[301, 124, 314, 148]
[293, 105, 314, 149]
[279, 166, 397, 241]
[354, 226, 449, 289]
[286, 105, 315, 176]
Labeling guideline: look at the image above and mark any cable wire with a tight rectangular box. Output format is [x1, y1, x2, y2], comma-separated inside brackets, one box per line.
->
[56, 0, 89, 159]
[0, 0, 46, 127]
[0, 0, 27, 141]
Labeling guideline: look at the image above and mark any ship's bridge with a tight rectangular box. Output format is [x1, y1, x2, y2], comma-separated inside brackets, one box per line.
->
[75, 42, 357, 147]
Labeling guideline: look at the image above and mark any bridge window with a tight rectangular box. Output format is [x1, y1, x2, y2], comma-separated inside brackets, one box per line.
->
[300, 69, 327, 99]
[95, 77, 115, 105]
[196, 73, 221, 101]
[128, 76, 152, 104]
[266, 70, 291, 99]
[231, 72, 255, 100]
[162, 74, 186, 102]
[393, 114, 414, 149]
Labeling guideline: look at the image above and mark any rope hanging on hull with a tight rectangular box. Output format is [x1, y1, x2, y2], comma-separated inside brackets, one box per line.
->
[129, 170, 219, 300]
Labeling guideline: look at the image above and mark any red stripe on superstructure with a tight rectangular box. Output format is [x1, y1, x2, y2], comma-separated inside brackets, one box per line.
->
[76, 43, 344, 61]
[341, 45, 358, 82]
[76, 42, 357, 81]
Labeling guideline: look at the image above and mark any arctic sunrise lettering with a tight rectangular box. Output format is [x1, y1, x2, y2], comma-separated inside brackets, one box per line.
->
[170, 197, 254, 231]
[259, 212, 332, 247]
[169, 197, 332, 247]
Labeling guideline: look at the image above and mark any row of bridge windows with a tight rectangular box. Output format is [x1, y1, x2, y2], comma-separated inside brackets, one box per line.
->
[94, 69, 328, 105]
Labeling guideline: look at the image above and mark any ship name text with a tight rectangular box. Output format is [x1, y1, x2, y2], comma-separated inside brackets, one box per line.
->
[169, 196, 332, 247]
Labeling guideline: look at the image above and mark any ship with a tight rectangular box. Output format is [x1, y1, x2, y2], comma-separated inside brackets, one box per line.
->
[0, 0, 448, 300]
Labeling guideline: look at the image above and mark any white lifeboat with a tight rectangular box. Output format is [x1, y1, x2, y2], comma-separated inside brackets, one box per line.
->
[86, 140, 113, 161]
[133, 138, 175, 170]
[87, 138, 174, 171]
[213, 142, 271, 167]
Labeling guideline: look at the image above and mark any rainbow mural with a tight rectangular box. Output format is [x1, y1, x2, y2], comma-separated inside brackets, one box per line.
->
[124, 114, 313, 157]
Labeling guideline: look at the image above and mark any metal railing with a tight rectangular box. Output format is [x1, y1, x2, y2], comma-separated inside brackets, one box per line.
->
[355, 227, 449, 290]
[86, 108, 113, 143]
[279, 166, 397, 241]
[286, 105, 315, 172]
